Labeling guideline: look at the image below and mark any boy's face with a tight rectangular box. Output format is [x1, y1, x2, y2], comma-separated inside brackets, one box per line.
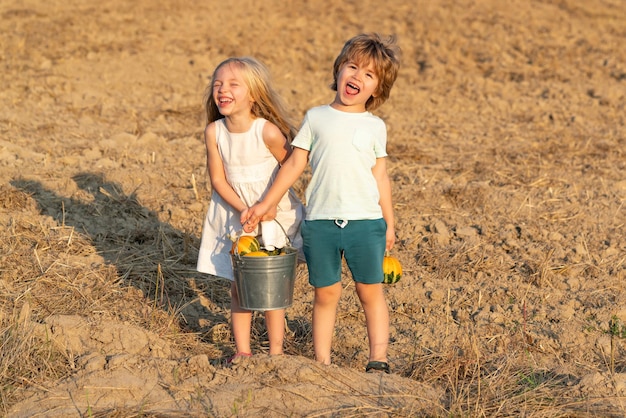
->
[212, 63, 254, 118]
[331, 59, 379, 112]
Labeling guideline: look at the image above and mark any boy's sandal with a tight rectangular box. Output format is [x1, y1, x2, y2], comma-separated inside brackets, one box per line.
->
[227, 352, 252, 364]
[365, 361, 391, 374]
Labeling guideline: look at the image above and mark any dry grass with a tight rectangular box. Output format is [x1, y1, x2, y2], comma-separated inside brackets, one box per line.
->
[2, 178, 624, 416]
[2, 112, 624, 415]
[0, 183, 209, 412]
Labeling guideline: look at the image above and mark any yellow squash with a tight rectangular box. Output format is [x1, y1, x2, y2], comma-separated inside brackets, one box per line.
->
[244, 250, 270, 257]
[382, 254, 402, 284]
[230, 235, 261, 255]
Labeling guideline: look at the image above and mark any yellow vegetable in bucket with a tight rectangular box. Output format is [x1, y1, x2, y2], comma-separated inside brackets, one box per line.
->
[244, 250, 269, 257]
[230, 235, 261, 255]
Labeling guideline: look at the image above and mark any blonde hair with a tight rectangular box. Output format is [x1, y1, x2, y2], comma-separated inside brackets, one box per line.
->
[331, 33, 401, 111]
[204, 57, 297, 141]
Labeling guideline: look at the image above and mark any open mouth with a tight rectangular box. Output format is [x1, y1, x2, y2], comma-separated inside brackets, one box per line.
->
[346, 82, 360, 95]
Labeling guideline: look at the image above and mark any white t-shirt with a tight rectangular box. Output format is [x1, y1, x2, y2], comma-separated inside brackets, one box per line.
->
[292, 105, 387, 220]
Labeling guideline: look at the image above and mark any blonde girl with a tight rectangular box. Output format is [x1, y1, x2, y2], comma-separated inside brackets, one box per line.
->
[197, 57, 304, 362]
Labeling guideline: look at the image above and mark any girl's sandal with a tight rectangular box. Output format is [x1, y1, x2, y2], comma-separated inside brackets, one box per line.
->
[365, 361, 391, 374]
[227, 352, 252, 364]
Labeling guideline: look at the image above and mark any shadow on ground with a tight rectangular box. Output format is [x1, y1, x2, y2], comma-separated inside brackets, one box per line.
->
[11, 173, 230, 335]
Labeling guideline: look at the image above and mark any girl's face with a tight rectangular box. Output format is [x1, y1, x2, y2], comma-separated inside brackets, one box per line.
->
[212, 63, 254, 118]
[332, 59, 379, 112]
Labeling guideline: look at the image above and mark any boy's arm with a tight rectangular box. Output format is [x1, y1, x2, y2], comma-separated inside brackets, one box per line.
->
[262, 122, 291, 165]
[372, 157, 395, 251]
[242, 147, 309, 231]
[252, 122, 290, 223]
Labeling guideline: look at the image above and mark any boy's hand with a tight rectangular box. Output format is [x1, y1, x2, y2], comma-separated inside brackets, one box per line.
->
[385, 226, 396, 252]
[262, 204, 277, 222]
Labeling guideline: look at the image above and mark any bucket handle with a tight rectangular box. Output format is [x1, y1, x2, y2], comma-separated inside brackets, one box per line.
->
[233, 219, 291, 259]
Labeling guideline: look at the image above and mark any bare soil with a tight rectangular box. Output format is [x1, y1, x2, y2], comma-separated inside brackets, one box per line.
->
[1, 0, 625, 416]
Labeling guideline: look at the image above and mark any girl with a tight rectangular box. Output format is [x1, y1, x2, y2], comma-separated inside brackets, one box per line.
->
[197, 57, 304, 361]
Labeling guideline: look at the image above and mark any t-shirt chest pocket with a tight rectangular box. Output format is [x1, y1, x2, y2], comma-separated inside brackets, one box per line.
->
[351, 129, 376, 153]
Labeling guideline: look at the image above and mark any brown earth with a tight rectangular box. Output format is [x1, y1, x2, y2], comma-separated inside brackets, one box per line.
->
[1, 0, 625, 416]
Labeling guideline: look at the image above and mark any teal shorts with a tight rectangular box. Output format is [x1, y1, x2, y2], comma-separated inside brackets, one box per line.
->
[301, 219, 386, 288]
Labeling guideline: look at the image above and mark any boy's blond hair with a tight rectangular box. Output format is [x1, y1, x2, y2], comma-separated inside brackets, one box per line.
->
[204, 57, 297, 141]
[331, 33, 401, 111]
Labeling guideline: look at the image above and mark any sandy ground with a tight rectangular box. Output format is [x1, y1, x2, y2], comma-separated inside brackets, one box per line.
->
[1, 0, 625, 416]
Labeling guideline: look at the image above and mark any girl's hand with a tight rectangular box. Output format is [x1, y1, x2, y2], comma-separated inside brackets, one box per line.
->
[240, 207, 257, 234]
[240, 207, 250, 226]
[242, 201, 271, 233]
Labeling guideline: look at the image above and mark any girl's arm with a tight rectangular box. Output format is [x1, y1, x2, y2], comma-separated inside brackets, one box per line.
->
[242, 147, 309, 231]
[372, 157, 395, 251]
[205, 123, 247, 213]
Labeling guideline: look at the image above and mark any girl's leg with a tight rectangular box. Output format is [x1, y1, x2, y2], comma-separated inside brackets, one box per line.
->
[312, 282, 342, 365]
[264, 308, 286, 355]
[355, 282, 389, 362]
[231, 281, 252, 355]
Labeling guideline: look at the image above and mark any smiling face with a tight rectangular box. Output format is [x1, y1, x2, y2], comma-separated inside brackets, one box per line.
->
[331, 60, 379, 113]
[212, 62, 254, 118]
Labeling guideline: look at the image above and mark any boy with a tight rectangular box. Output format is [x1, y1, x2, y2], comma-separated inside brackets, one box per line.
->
[243, 33, 400, 373]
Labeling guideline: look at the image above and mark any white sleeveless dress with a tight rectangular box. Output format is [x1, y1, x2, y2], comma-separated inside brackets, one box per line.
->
[197, 118, 304, 280]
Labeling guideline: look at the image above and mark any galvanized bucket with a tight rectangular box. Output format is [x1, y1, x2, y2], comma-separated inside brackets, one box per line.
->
[231, 222, 297, 311]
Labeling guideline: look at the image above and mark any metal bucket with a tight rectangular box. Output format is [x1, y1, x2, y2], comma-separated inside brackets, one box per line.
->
[232, 247, 297, 311]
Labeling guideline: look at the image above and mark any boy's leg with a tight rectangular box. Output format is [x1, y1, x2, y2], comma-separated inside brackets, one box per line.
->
[355, 282, 389, 362]
[264, 308, 286, 355]
[341, 219, 388, 363]
[231, 281, 252, 355]
[312, 282, 342, 365]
